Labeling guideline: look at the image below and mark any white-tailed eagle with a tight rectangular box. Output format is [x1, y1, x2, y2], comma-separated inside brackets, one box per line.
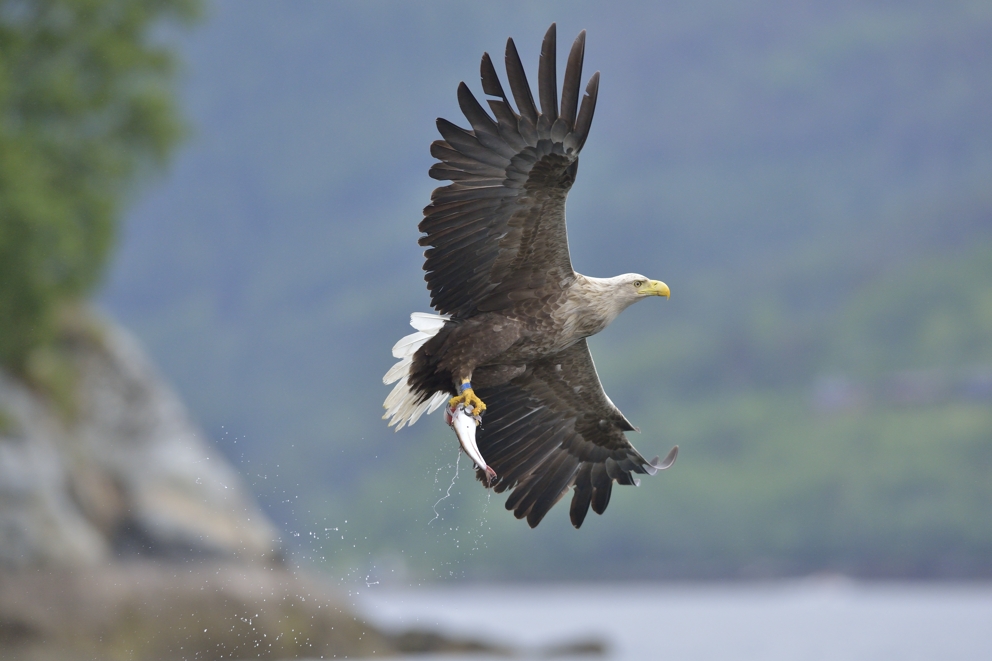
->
[384, 24, 677, 528]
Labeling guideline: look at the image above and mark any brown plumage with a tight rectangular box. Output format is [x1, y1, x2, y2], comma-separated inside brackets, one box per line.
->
[384, 24, 677, 528]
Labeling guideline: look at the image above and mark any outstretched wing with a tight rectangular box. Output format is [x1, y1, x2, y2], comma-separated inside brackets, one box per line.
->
[474, 339, 678, 528]
[420, 24, 600, 319]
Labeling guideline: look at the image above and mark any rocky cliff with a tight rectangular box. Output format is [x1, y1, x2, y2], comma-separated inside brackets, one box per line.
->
[0, 312, 510, 660]
[0, 312, 279, 568]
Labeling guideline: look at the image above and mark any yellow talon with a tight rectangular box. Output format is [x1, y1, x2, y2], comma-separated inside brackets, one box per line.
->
[449, 387, 487, 416]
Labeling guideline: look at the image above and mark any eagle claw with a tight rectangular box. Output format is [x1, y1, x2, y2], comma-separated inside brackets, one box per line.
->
[449, 388, 486, 416]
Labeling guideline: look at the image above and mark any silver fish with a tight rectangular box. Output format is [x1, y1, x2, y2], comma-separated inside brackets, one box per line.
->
[445, 403, 497, 485]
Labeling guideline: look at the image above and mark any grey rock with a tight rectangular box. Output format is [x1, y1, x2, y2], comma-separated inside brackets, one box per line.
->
[0, 313, 280, 568]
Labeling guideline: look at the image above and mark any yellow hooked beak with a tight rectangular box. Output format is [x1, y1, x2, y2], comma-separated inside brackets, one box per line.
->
[638, 280, 670, 298]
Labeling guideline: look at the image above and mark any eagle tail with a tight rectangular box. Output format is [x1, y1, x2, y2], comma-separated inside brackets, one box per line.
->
[383, 312, 451, 430]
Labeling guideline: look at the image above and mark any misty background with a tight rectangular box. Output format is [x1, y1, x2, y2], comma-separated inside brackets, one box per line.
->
[98, 0, 992, 581]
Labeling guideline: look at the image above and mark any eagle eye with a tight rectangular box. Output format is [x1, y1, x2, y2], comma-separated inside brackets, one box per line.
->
[632, 280, 643, 288]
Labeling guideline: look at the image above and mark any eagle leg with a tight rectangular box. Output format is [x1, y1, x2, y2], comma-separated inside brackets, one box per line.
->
[449, 381, 487, 416]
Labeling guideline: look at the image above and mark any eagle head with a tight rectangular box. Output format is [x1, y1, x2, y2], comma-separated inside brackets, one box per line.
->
[626, 274, 670, 299]
[577, 273, 670, 329]
[610, 273, 670, 310]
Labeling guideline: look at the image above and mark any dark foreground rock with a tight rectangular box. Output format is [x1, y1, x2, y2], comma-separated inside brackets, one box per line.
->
[390, 629, 513, 656]
[0, 562, 513, 660]
[541, 637, 609, 657]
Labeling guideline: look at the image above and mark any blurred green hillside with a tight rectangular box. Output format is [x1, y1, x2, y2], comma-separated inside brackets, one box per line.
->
[99, 1, 992, 579]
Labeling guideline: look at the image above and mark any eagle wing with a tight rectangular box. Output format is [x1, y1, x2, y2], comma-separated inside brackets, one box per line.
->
[420, 24, 600, 318]
[474, 339, 678, 528]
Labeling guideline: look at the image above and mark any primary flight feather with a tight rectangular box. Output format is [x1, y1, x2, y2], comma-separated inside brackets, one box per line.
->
[384, 24, 677, 528]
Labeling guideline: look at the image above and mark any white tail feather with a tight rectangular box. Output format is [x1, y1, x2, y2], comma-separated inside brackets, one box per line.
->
[382, 312, 450, 430]
[410, 312, 448, 333]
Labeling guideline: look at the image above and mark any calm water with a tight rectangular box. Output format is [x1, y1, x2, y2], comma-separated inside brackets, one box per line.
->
[353, 580, 992, 660]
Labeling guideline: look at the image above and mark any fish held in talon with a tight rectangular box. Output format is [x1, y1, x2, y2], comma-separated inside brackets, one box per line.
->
[382, 23, 678, 528]
[445, 403, 497, 485]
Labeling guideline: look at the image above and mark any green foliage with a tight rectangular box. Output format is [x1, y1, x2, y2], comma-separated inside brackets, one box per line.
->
[0, 0, 198, 371]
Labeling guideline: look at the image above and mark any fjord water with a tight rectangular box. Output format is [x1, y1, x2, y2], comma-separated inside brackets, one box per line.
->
[355, 581, 992, 660]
